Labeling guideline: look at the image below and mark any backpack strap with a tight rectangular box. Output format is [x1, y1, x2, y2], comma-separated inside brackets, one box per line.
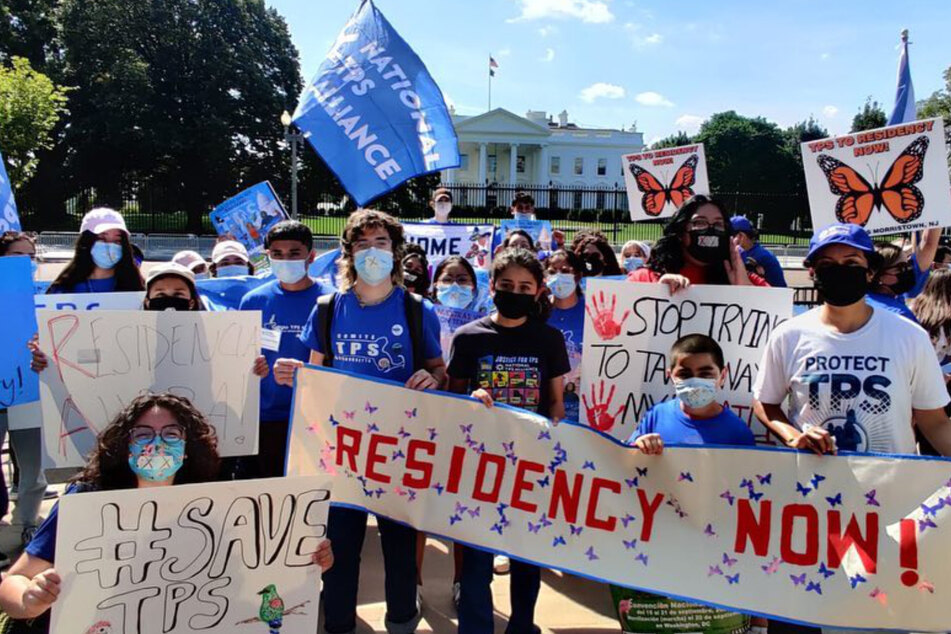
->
[403, 291, 426, 372]
[316, 292, 338, 367]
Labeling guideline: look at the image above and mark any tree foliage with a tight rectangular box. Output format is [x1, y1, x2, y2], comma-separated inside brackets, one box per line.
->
[918, 65, 951, 166]
[851, 96, 887, 132]
[650, 131, 693, 150]
[0, 56, 69, 188]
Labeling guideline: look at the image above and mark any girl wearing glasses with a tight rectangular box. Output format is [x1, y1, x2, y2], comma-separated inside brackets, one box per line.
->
[0, 393, 333, 629]
[627, 195, 769, 292]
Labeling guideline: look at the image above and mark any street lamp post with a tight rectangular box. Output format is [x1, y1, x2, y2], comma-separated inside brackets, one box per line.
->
[280, 110, 303, 219]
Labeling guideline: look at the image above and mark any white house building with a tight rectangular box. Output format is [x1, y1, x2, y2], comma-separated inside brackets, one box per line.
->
[441, 108, 645, 188]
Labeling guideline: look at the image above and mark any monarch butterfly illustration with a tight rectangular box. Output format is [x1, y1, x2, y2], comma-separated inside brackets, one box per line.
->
[627, 154, 699, 216]
[817, 135, 929, 226]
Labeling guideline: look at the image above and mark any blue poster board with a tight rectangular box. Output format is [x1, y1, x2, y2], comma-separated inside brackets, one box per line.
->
[1, 256, 39, 407]
[209, 182, 288, 269]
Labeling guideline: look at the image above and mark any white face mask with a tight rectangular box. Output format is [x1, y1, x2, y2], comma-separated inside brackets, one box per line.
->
[624, 257, 644, 273]
[269, 258, 308, 285]
[434, 201, 452, 221]
[673, 377, 720, 409]
[514, 211, 535, 222]
[216, 264, 248, 278]
[547, 273, 577, 300]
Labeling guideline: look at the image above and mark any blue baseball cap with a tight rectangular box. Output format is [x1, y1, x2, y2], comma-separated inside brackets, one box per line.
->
[804, 223, 877, 266]
[730, 216, 755, 234]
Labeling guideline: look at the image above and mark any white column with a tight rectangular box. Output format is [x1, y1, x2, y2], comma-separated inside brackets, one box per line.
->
[509, 143, 519, 184]
[478, 143, 487, 184]
[536, 144, 549, 185]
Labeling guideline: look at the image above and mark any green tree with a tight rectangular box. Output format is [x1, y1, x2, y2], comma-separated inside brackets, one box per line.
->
[918, 65, 951, 166]
[783, 117, 829, 194]
[651, 131, 693, 150]
[850, 96, 887, 132]
[0, 56, 69, 189]
[0, 0, 62, 74]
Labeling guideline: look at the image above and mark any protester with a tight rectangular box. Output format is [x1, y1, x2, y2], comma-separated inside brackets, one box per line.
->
[0, 393, 333, 631]
[432, 255, 480, 311]
[546, 249, 585, 423]
[142, 262, 204, 311]
[402, 242, 432, 298]
[912, 268, 951, 363]
[427, 186, 453, 223]
[731, 216, 786, 287]
[621, 239, 651, 274]
[899, 228, 941, 298]
[171, 249, 211, 279]
[275, 209, 444, 634]
[47, 208, 144, 294]
[0, 232, 51, 561]
[210, 239, 254, 277]
[931, 245, 951, 271]
[866, 239, 935, 323]
[753, 223, 951, 457]
[626, 334, 766, 633]
[570, 230, 623, 277]
[493, 192, 564, 252]
[238, 221, 327, 478]
[500, 229, 535, 253]
[628, 195, 767, 292]
[448, 247, 570, 634]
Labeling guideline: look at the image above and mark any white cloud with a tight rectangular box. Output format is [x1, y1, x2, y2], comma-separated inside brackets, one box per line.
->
[508, 0, 614, 24]
[635, 91, 674, 107]
[642, 33, 663, 45]
[538, 25, 557, 36]
[823, 105, 839, 118]
[623, 22, 662, 47]
[675, 114, 705, 134]
[540, 48, 556, 62]
[579, 82, 626, 103]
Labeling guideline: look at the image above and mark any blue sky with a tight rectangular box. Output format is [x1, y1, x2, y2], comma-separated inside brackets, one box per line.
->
[268, 0, 950, 144]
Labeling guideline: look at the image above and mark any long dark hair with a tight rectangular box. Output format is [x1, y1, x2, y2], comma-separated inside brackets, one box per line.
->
[432, 255, 478, 293]
[491, 248, 551, 321]
[648, 194, 731, 284]
[49, 230, 144, 292]
[74, 393, 220, 490]
[570, 230, 622, 276]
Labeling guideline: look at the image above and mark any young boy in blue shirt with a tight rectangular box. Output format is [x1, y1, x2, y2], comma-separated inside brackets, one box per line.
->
[238, 220, 330, 478]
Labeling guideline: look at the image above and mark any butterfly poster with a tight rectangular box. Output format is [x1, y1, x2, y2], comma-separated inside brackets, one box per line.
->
[621, 143, 710, 221]
[801, 117, 951, 236]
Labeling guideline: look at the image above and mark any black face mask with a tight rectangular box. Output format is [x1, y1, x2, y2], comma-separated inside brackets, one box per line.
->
[687, 228, 731, 264]
[814, 265, 869, 307]
[494, 290, 536, 320]
[147, 295, 193, 311]
[887, 267, 916, 296]
[583, 255, 604, 276]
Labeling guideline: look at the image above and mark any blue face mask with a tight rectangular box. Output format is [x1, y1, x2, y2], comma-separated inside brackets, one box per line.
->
[437, 283, 474, 309]
[128, 439, 185, 482]
[624, 257, 644, 273]
[674, 377, 720, 409]
[547, 273, 577, 299]
[269, 258, 308, 285]
[193, 271, 210, 281]
[216, 264, 248, 278]
[91, 241, 123, 270]
[354, 247, 393, 285]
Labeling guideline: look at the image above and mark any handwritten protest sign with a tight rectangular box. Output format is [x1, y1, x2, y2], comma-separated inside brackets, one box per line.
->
[0, 256, 39, 408]
[34, 291, 144, 311]
[36, 310, 261, 467]
[581, 280, 793, 444]
[622, 144, 710, 221]
[500, 219, 554, 251]
[210, 182, 288, 269]
[801, 117, 951, 236]
[403, 222, 495, 273]
[289, 366, 951, 631]
[51, 476, 330, 634]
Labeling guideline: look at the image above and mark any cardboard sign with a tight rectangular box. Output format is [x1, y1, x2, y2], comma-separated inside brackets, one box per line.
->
[500, 219, 554, 252]
[580, 280, 793, 443]
[403, 222, 495, 273]
[0, 256, 39, 408]
[210, 182, 288, 269]
[36, 310, 261, 467]
[801, 118, 951, 236]
[622, 144, 710, 221]
[51, 476, 330, 634]
[287, 365, 951, 632]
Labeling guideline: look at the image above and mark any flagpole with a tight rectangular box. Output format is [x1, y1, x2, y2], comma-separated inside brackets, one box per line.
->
[488, 54, 492, 112]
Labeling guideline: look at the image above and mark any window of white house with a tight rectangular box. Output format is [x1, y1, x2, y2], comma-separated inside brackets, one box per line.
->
[597, 158, 607, 176]
[459, 154, 469, 170]
[550, 156, 561, 175]
[516, 155, 526, 173]
[574, 157, 583, 175]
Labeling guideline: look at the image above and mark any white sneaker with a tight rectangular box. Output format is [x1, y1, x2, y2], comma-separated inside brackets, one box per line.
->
[493, 554, 510, 575]
[451, 581, 461, 610]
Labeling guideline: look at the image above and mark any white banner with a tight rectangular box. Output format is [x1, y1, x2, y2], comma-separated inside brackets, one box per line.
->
[580, 280, 793, 443]
[403, 222, 494, 272]
[51, 476, 330, 634]
[34, 291, 145, 311]
[801, 117, 951, 236]
[36, 310, 261, 467]
[288, 366, 951, 631]
[622, 144, 710, 221]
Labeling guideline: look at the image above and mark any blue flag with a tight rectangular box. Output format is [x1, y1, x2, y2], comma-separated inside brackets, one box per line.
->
[0, 148, 23, 232]
[0, 256, 39, 407]
[887, 30, 916, 125]
[292, 0, 459, 206]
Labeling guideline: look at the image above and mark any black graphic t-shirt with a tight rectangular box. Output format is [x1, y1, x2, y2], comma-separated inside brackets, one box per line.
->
[448, 316, 570, 418]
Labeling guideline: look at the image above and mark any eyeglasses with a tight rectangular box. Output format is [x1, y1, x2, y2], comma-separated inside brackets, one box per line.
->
[688, 219, 727, 232]
[130, 425, 186, 444]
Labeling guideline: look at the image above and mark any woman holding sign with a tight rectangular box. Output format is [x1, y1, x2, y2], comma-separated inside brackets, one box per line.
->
[0, 393, 334, 630]
[627, 195, 767, 291]
[546, 249, 586, 423]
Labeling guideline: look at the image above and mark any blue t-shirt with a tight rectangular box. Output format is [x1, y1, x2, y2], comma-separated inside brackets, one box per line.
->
[548, 299, 585, 423]
[866, 292, 918, 323]
[628, 399, 755, 447]
[47, 277, 118, 294]
[239, 279, 331, 421]
[741, 243, 786, 287]
[300, 287, 442, 384]
[25, 484, 93, 563]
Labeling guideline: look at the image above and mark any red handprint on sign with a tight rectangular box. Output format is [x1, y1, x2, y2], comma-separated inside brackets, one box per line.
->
[582, 381, 625, 432]
[586, 291, 630, 341]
